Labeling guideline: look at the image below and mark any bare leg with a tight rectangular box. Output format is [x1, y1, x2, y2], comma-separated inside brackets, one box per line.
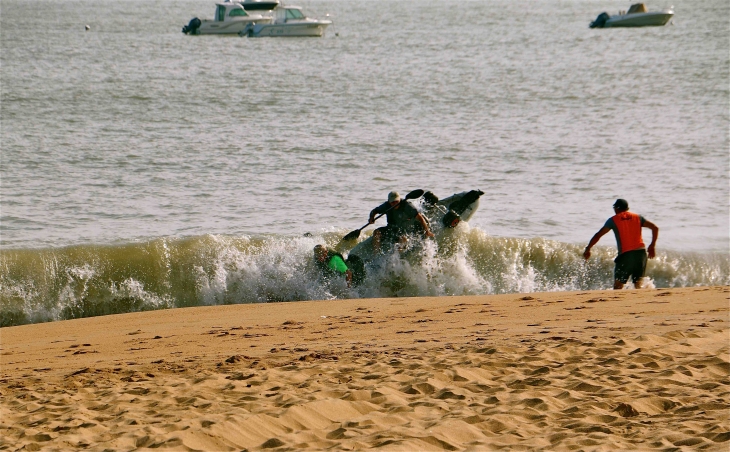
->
[634, 278, 644, 289]
[613, 280, 625, 290]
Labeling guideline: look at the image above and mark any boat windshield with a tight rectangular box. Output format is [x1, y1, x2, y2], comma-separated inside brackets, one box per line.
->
[627, 3, 647, 14]
[229, 8, 249, 17]
[285, 8, 305, 20]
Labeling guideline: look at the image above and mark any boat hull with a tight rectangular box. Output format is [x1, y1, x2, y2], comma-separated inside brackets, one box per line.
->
[604, 11, 673, 27]
[194, 17, 271, 35]
[243, 21, 330, 37]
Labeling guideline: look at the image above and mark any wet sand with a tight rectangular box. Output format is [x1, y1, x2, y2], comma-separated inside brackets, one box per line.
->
[1, 286, 728, 450]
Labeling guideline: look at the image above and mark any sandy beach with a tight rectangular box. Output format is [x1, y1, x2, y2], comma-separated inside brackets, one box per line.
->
[1, 286, 728, 450]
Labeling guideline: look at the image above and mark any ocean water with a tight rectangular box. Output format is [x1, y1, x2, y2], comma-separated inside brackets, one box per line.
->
[1, 0, 728, 326]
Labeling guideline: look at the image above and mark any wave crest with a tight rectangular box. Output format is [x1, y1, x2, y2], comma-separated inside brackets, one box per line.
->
[2, 228, 727, 326]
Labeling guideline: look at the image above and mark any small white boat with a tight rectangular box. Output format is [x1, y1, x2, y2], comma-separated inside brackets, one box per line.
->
[238, 0, 332, 37]
[590, 3, 674, 28]
[182, 1, 271, 35]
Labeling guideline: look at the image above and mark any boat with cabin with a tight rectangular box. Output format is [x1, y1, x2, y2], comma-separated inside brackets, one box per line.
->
[182, 1, 271, 35]
[590, 3, 674, 28]
[238, 0, 332, 37]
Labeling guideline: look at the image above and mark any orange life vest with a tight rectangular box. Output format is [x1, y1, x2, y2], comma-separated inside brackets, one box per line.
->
[610, 211, 645, 254]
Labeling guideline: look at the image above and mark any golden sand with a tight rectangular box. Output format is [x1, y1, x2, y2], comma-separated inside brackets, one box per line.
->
[1, 286, 728, 450]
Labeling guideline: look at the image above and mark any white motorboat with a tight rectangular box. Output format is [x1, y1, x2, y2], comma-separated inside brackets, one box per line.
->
[590, 3, 674, 28]
[238, 0, 332, 37]
[182, 1, 271, 35]
[346, 190, 484, 264]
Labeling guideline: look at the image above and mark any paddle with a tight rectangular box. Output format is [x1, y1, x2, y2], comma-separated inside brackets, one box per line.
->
[341, 189, 425, 242]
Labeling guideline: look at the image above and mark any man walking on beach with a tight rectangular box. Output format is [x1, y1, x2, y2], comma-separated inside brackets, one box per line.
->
[583, 199, 659, 289]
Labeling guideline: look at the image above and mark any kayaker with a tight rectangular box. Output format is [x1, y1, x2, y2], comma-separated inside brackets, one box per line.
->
[368, 191, 434, 252]
[583, 198, 659, 289]
[313, 244, 352, 287]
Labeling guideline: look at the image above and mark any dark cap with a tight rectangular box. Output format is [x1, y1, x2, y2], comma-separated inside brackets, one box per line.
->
[613, 199, 629, 210]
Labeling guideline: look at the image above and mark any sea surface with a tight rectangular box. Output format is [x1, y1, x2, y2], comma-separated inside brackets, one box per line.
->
[1, 0, 728, 326]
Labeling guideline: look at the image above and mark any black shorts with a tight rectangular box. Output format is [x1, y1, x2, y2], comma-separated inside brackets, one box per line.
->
[614, 249, 648, 284]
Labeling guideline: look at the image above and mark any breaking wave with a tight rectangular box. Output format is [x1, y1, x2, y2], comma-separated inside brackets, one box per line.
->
[1, 225, 727, 326]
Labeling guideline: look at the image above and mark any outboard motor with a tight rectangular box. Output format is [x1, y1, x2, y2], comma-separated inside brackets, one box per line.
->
[590, 12, 610, 28]
[238, 22, 256, 37]
[182, 17, 202, 35]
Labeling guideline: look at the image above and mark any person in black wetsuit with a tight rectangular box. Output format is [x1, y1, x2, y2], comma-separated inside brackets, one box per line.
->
[368, 191, 434, 252]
